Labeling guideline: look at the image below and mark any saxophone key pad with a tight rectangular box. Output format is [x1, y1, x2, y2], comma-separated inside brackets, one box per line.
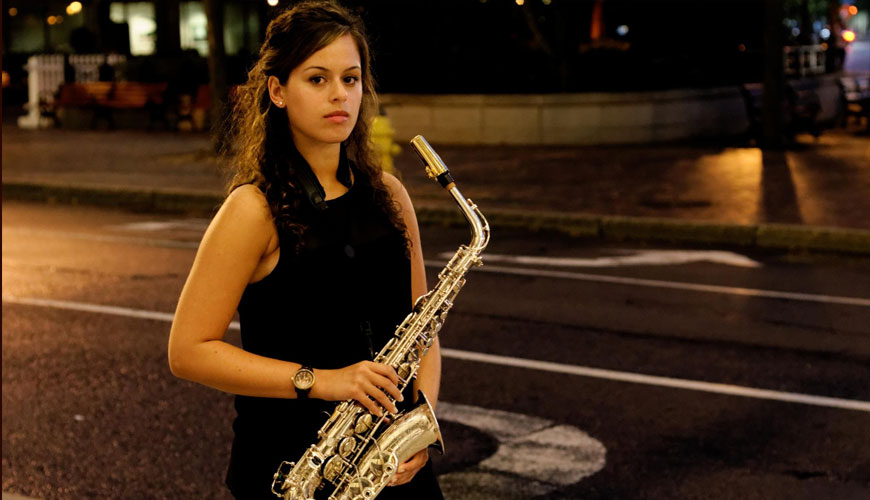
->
[354, 413, 374, 434]
[339, 437, 357, 458]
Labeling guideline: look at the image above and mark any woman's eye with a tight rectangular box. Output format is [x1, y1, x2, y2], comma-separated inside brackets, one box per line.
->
[309, 76, 325, 84]
[344, 75, 360, 84]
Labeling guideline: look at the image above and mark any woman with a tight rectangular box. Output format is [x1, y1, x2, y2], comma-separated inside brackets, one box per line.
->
[167, 2, 443, 499]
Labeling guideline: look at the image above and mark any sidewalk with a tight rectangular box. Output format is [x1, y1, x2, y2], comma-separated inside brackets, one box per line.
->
[2, 124, 869, 254]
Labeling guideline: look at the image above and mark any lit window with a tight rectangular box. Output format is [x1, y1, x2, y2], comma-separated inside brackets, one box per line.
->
[109, 2, 156, 56]
[180, 2, 209, 56]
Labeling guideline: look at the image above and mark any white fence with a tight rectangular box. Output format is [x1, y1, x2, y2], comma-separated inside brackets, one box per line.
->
[17, 53, 126, 129]
[784, 45, 826, 77]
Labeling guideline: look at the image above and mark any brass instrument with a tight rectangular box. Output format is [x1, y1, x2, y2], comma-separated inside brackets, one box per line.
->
[272, 135, 490, 500]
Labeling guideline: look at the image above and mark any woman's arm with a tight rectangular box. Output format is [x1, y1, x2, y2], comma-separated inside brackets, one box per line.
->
[383, 173, 441, 409]
[168, 185, 401, 415]
[383, 172, 442, 486]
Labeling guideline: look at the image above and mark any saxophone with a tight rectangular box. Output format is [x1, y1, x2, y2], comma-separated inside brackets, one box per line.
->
[272, 135, 490, 500]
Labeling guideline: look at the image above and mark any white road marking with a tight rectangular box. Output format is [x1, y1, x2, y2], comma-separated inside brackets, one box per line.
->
[445, 250, 762, 268]
[108, 220, 211, 232]
[426, 260, 870, 307]
[4, 296, 869, 413]
[6, 226, 866, 306]
[436, 402, 606, 498]
[441, 348, 870, 413]
[2, 228, 199, 249]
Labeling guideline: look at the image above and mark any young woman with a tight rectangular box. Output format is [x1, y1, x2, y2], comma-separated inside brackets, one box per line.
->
[167, 2, 443, 499]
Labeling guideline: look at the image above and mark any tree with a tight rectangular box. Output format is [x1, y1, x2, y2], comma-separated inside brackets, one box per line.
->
[762, 0, 786, 149]
[203, 0, 228, 150]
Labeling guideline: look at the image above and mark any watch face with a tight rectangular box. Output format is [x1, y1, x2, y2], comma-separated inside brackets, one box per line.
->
[294, 369, 315, 390]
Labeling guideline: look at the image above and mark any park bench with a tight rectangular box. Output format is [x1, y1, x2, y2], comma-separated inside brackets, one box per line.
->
[837, 75, 870, 130]
[55, 81, 169, 129]
[740, 80, 822, 144]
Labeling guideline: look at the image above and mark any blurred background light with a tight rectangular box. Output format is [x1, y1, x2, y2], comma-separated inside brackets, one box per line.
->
[842, 29, 856, 42]
[617, 24, 629, 36]
[267, 0, 279, 7]
[820, 28, 831, 39]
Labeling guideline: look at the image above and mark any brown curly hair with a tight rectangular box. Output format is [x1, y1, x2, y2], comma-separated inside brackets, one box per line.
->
[222, 0, 406, 251]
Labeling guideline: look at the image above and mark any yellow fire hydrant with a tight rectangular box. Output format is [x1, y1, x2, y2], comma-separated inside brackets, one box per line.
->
[371, 112, 401, 175]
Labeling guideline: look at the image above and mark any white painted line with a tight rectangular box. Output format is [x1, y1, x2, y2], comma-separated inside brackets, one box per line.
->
[0, 296, 240, 330]
[2, 492, 42, 500]
[4, 296, 868, 413]
[441, 348, 870, 413]
[2, 228, 199, 249]
[445, 250, 762, 268]
[9, 227, 865, 307]
[425, 260, 870, 307]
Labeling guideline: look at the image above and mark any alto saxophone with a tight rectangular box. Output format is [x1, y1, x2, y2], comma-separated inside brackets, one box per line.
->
[272, 135, 490, 500]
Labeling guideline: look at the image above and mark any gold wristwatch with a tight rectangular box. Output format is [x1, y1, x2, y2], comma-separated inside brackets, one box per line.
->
[293, 365, 315, 399]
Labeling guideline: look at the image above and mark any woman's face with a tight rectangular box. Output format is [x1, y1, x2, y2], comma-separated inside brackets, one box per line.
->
[270, 33, 363, 150]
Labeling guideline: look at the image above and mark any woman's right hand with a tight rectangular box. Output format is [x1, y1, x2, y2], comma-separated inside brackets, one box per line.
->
[313, 362, 403, 416]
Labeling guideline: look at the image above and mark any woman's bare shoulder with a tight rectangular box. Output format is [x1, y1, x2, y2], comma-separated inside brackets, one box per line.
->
[223, 184, 272, 220]
[381, 172, 408, 199]
[210, 184, 276, 249]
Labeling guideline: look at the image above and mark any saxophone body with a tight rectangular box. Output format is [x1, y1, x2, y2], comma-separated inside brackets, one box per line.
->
[272, 136, 490, 500]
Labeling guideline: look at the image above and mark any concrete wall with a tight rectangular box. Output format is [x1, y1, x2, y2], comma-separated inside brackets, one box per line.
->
[380, 75, 843, 145]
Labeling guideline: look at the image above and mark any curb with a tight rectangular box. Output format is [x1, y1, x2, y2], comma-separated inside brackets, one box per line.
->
[2, 182, 223, 215]
[5, 181, 870, 256]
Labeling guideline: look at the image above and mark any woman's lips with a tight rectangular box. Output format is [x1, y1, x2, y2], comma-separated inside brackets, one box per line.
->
[325, 111, 349, 124]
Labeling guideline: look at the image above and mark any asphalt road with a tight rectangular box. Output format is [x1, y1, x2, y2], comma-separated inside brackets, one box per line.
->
[3, 201, 870, 500]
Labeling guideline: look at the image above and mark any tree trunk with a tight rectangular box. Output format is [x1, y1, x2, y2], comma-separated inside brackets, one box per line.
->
[155, 0, 181, 56]
[203, 0, 228, 149]
[762, 0, 786, 149]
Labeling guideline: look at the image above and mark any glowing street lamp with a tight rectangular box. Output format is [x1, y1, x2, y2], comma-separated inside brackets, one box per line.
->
[66, 2, 83, 15]
[842, 29, 856, 43]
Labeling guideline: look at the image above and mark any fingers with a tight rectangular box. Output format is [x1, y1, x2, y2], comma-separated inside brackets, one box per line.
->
[364, 380, 399, 415]
[350, 363, 402, 416]
[389, 450, 429, 486]
[368, 362, 400, 387]
[372, 372, 404, 403]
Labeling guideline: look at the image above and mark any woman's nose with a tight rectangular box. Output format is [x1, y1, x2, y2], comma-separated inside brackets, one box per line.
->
[330, 80, 348, 102]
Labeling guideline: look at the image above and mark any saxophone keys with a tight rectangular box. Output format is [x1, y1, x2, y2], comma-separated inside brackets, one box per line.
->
[339, 437, 357, 458]
[347, 477, 375, 499]
[323, 456, 343, 482]
[397, 362, 412, 380]
[355, 413, 374, 434]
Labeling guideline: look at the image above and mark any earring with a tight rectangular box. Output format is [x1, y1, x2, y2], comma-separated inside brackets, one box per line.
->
[276, 100, 284, 107]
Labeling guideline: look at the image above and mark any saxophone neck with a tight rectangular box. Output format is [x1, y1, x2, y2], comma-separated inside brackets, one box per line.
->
[446, 186, 490, 254]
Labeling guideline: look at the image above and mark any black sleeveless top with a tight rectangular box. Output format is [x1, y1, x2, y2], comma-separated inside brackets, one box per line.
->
[224, 166, 442, 499]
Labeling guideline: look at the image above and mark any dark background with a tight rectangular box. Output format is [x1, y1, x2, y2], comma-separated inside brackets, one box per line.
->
[3, 0, 865, 100]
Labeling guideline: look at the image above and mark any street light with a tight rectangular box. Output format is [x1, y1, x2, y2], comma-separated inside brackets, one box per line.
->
[842, 29, 856, 43]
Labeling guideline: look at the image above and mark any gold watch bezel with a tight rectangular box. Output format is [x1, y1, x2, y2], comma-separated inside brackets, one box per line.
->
[293, 367, 315, 391]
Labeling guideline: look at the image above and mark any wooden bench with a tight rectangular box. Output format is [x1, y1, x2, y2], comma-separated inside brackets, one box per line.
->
[740, 80, 822, 143]
[55, 82, 169, 129]
[837, 75, 870, 130]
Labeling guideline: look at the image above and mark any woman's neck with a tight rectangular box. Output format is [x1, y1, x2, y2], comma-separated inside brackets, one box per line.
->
[294, 139, 347, 199]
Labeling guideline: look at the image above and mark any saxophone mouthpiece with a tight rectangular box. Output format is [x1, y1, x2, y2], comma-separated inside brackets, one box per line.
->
[411, 135, 455, 189]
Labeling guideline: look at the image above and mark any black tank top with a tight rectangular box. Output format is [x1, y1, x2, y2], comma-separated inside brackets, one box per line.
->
[225, 168, 418, 498]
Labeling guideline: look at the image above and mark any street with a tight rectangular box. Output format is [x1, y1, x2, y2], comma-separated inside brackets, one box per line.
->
[3, 200, 870, 500]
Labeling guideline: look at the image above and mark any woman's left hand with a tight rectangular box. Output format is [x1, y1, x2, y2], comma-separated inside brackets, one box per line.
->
[388, 448, 429, 487]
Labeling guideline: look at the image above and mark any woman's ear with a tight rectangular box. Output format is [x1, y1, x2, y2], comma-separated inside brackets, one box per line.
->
[267, 76, 286, 108]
